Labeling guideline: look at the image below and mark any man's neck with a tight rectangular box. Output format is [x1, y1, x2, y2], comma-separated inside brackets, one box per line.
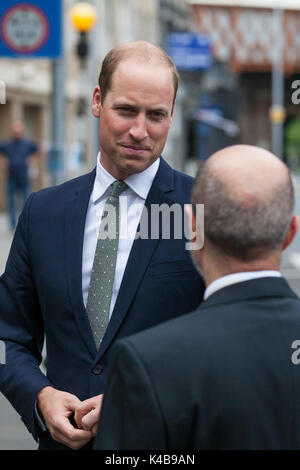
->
[202, 252, 281, 288]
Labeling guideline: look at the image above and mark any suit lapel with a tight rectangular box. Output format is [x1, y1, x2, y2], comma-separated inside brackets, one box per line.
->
[96, 159, 174, 361]
[65, 169, 98, 358]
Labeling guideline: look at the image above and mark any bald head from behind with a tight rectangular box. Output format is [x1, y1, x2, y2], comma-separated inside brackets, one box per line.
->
[190, 145, 298, 281]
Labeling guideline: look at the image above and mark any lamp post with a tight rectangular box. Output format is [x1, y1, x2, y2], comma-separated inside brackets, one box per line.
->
[270, 8, 285, 160]
[70, 2, 98, 61]
[69, 2, 98, 175]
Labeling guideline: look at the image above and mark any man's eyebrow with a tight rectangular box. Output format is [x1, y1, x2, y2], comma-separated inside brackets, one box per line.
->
[112, 102, 170, 115]
[149, 107, 168, 114]
[112, 101, 136, 108]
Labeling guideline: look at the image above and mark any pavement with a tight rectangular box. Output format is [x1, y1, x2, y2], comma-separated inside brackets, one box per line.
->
[0, 175, 299, 450]
[0, 213, 37, 450]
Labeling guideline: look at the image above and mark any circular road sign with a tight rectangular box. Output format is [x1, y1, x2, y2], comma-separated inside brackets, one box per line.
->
[0, 3, 49, 54]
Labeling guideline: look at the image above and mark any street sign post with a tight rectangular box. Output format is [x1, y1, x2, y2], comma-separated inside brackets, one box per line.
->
[0, 0, 62, 58]
[0, 1, 65, 183]
[167, 33, 212, 71]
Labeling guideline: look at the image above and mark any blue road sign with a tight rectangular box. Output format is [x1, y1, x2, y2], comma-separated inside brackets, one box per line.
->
[168, 32, 212, 71]
[0, 0, 62, 58]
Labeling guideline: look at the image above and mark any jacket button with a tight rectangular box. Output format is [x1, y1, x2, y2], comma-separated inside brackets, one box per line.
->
[92, 364, 103, 375]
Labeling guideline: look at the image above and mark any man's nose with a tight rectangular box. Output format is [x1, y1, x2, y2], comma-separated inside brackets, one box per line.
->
[129, 114, 148, 141]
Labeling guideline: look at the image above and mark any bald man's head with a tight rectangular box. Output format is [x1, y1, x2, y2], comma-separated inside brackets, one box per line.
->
[191, 145, 294, 261]
[206, 145, 290, 207]
[98, 41, 179, 105]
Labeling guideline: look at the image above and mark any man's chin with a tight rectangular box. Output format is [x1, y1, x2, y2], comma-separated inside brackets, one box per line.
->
[119, 156, 157, 174]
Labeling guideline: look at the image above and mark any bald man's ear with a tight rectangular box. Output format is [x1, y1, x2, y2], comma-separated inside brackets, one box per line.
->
[184, 204, 204, 251]
[282, 215, 299, 251]
[92, 86, 102, 118]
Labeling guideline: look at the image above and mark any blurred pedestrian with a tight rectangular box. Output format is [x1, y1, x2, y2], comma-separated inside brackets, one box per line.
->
[0, 121, 39, 230]
[94, 145, 300, 450]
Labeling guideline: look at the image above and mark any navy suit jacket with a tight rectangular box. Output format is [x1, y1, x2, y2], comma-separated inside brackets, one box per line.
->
[0, 158, 204, 449]
[95, 277, 300, 450]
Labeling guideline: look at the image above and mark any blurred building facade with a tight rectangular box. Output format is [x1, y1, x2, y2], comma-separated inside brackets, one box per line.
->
[188, 1, 300, 163]
[0, 0, 194, 212]
[1, 1, 300, 214]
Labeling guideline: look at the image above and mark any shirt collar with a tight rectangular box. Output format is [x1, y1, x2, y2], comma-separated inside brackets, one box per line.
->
[92, 153, 160, 203]
[204, 270, 282, 300]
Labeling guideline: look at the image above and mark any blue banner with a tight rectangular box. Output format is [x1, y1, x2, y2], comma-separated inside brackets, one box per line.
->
[168, 33, 212, 71]
[0, 0, 62, 58]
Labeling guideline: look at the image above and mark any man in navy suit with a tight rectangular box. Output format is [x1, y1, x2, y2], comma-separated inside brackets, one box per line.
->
[0, 41, 204, 450]
[94, 145, 300, 450]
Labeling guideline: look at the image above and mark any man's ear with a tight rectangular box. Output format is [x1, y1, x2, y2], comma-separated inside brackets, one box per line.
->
[282, 215, 299, 251]
[169, 102, 175, 128]
[184, 204, 204, 251]
[184, 204, 197, 243]
[91, 86, 102, 118]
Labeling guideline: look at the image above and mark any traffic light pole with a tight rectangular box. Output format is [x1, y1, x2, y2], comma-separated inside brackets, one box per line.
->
[271, 8, 285, 160]
[51, 57, 66, 184]
[51, 0, 65, 185]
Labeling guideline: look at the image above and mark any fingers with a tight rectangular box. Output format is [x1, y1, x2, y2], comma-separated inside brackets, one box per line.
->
[74, 394, 103, 429]
[37, 388, 94, 450]
[74, 398, 96, 429]
[39, 390, 103, 448]
[82, 408, 99, 435]
[50, 415, 93, 450]
[91, 422, 98, 436]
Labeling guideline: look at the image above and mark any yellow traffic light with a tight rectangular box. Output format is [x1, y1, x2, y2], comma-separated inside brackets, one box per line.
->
[269, 105, 286, 124]
[70, 2, 98, 33]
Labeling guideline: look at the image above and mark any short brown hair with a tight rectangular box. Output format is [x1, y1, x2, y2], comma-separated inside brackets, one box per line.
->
[98, 41, 179, 106]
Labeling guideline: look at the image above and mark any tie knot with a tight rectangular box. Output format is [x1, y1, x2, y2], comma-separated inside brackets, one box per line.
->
[110, 180, 127, 198]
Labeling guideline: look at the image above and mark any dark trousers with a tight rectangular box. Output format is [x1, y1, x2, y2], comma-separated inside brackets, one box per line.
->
[7, 179, 29, 230]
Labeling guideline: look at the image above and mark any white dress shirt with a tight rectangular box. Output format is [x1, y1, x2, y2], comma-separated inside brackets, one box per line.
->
[204, 270, 282, 300]
[82, 154, 160, 318]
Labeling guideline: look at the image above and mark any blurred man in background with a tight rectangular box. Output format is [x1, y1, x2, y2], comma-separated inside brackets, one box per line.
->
[94, 145, 300, 450]
[0, 121, 39, 230]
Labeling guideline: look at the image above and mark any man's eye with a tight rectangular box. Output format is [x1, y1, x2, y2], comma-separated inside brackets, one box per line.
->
[118, 107, 133, 113]
[151, 112, 166, 120]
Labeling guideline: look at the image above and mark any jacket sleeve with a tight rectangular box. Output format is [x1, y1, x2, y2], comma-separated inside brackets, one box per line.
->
[94, 338, 167, 450]
[0, 193, 53, 441]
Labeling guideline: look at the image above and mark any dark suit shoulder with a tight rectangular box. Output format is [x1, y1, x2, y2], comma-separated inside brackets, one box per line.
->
[172, 168, 194, 192]
[120, 307, 203, 361]
[32, 169, 95, 200]
[120, 286, 300, 365]
[172, 168, 194, 184]
[24, 170, 95, 218]
[166, 168, 195, 206]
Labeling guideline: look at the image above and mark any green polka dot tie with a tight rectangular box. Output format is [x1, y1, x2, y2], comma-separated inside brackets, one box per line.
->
[86, 180, 127, 349]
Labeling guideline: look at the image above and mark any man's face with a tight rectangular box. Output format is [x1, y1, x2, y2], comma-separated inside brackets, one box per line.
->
[11, 121, 25, 139]
[92, 59, 175, 180]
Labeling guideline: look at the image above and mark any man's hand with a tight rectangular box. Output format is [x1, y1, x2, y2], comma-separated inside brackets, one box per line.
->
[37, 386, 94, 450]
[74, 394, 103, 436]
